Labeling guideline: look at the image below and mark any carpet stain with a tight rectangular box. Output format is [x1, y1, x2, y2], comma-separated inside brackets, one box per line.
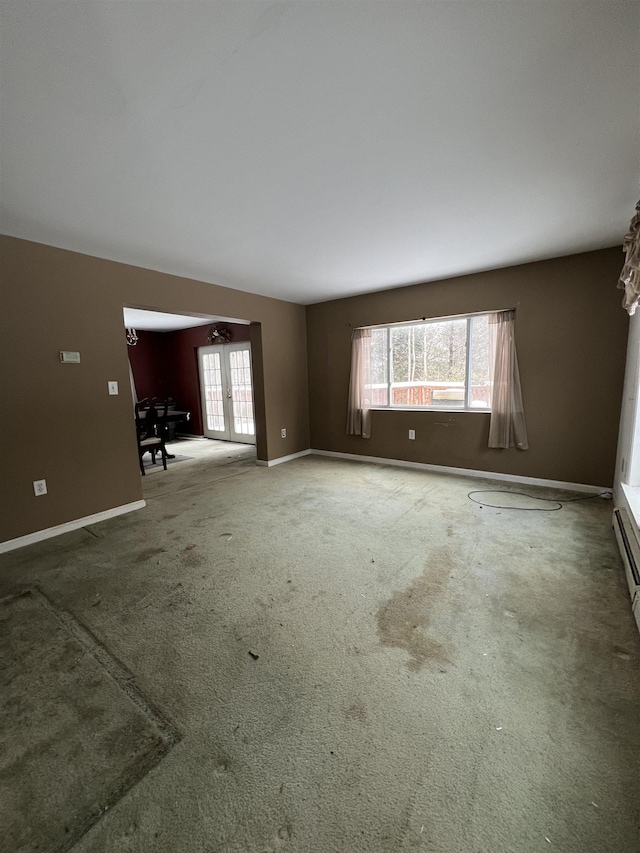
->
[134, 548, 165, 563]
[213, 755, 231, 774]
[614, 645, 632, 660]
[376, 549, 452, 671]
[263, 822, 292, 852]
[344, 702, 367, 723]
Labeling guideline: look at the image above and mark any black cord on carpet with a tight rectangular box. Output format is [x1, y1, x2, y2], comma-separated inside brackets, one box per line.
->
[467, 489, 612, 511]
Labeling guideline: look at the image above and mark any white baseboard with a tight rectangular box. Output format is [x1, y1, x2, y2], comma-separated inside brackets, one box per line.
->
[256, 449, 311, 468]
[310, 449, 609, 494]
[0, 500, 146, 555]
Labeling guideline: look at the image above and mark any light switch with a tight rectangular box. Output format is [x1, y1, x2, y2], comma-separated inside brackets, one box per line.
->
[108, 381, 119, 395]
[33, 479, 47, 496]
[408, 429, 416, 440]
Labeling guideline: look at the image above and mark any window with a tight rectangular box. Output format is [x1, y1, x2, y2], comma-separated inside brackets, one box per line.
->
[368, 314, 492, 410]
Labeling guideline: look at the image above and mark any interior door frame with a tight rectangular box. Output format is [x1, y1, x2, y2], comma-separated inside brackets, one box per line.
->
[198, 342, 256, 445]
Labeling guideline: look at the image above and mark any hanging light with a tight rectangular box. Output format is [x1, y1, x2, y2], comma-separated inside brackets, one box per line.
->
[126, 328, 139, 346]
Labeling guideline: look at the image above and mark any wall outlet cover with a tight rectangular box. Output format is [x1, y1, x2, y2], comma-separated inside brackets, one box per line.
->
[108, 381, 119, 395]
[408, 429, 416, 440]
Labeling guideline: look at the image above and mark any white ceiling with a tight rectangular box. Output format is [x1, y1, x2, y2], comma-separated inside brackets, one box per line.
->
[1, 2, 638, 305]
[123, 308, 217, 333]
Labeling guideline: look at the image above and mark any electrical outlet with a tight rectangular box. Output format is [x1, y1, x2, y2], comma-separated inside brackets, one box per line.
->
[408, 429, 415, 440]
[108, 381, 119, 395]
[33, 479, 47, 496]
[281, 428, 287, 438]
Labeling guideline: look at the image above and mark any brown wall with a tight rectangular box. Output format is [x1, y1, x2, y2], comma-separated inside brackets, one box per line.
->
[306, 247, 628, 487]
[0, 236, 309, 543]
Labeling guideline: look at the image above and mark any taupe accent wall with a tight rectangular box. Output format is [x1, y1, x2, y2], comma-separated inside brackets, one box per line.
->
[1, 236, 309, 543]
[306, 247, 628, 487]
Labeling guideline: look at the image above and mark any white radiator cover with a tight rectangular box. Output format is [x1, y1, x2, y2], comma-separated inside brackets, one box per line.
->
[612, 507, 640, 634]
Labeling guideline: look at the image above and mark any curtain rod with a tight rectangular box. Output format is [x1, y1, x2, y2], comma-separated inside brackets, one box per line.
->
[358, 308, 517, 331]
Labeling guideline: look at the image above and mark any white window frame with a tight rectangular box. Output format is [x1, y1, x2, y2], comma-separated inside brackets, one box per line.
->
[367, 312, 493, 413]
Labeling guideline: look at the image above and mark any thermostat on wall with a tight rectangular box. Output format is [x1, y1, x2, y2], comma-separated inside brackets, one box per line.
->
[60, 351, 81, 363]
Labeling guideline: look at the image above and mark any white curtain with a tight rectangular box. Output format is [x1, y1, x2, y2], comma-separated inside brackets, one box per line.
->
[488, 310, 528, 450]
[346, 328, 372, 438]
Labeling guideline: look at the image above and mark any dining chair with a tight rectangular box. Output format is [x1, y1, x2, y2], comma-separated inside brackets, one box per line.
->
[135, 399, 169, 475]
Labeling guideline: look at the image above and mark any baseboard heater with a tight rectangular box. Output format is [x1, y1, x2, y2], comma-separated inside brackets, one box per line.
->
[613, 508, 640, 634]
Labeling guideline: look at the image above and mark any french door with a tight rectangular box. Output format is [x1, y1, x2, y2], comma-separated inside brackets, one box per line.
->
[198, 342, 256, 444]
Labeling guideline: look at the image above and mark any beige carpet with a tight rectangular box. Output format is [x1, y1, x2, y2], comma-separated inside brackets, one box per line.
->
[0, 452, 638, 852]
[142, 454, 193, 474]
[0, 589, 179, 853]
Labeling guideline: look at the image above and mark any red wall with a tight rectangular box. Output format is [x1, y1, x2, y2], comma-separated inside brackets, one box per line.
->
[128, 323, 251, 435]
[127, 330, 171, 400]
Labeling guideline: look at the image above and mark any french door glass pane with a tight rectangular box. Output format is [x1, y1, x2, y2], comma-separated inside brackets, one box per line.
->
[229, 349, 255, 435]
[202, 351, 225, 431]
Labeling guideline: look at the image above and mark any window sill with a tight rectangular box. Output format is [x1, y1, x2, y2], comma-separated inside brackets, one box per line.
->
[370, 407, 491, 415]
[621, 483, 640, 531]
